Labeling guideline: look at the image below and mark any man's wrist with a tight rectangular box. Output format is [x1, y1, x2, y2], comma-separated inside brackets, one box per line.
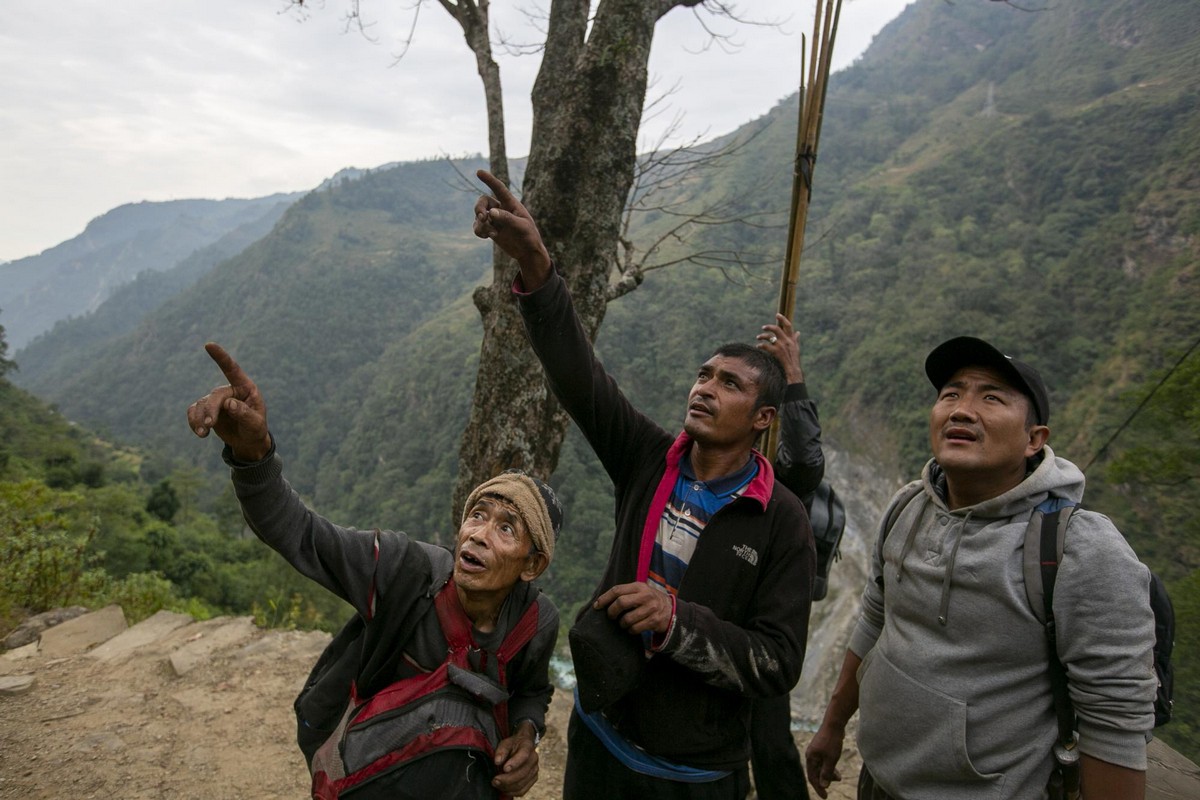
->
[230, 434, 274, 465]
[518, 250, 553, 290]
[650, 594, 678, 652]
[513, 718, 540, 744]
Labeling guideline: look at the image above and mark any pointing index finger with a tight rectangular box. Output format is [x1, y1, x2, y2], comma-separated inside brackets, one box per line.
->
[204, 342, 250, 388]
[476, 169, 517, 209]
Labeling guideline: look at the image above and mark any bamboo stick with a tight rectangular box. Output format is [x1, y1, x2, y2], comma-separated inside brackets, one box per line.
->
[765, 0, 842, 459]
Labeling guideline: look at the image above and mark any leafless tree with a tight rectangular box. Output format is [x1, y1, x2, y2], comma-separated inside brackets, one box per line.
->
[288, 0, 782, 520]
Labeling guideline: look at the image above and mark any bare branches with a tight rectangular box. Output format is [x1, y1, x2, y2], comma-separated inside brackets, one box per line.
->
[490, 2, 551, 57]
[673, 1, 791, 55]
[609, 114, 782, 301]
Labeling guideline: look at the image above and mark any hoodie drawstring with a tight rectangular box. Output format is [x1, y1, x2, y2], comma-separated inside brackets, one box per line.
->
[895, 507, 923, 585]
[937, 510, 973, 626]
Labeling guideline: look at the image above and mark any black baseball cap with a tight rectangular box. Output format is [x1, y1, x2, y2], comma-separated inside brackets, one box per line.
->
[925, 336, 1050, 426]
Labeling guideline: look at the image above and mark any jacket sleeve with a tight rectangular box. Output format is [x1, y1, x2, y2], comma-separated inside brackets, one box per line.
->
[507, 595, 560, 735]
[774, 382, 825, 503]
[1055, 510, 1156, 770]
[655, 497, 816, 697]
[225, 443, 415, 620]
[516, 269, 668, 485]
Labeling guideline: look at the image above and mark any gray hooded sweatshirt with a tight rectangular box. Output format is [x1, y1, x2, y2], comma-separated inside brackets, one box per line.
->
[848, 446, 1155, 800]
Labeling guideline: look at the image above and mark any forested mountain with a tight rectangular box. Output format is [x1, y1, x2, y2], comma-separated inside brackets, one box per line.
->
[13, 203, 296, 388]
[7, 0, 1199, 756]
[0, 194, 301, 349]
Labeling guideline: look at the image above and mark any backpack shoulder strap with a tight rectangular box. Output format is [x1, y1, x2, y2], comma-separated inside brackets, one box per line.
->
[1023, 498, 1078, 624]
[873, 481, 925, 592]
[881, 480, 924, 544]
[495, 592, 543, 665]
[1024, 498, 1080, 762]
[434, 579, 474, 650]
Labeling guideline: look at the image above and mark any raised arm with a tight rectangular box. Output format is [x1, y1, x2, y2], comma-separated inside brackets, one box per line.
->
[186, 343, 411, 617]
[186, 342, 273, 463]
[758, 314, 825, 498]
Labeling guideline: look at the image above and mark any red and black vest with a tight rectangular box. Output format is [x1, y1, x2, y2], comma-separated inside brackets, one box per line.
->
[310, 580, 541, 800]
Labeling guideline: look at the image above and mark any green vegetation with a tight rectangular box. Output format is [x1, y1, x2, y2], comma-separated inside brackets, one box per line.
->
[5, 0, 1197, 761]
[1090, 343, 1200, 759]
[0, 320, 350, 636]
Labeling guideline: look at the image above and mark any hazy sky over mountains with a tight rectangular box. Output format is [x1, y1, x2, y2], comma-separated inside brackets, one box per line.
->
[1, 0, 910, 263]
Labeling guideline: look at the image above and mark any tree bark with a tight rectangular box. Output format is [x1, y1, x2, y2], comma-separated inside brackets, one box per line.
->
[452, 0, 703, 519]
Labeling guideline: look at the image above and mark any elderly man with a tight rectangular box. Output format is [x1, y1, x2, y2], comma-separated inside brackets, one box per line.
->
[187, 342, 561, 800]
[473, 170, 815, 799]
[805, 336, 1156, 800]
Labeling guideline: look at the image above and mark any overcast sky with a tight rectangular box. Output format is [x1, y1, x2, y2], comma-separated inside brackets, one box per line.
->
[0, 0, 911, 263]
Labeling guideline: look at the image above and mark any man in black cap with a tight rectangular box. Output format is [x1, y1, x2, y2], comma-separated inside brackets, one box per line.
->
[187, 342, 561, 799]
[805, 336, 1157, 800]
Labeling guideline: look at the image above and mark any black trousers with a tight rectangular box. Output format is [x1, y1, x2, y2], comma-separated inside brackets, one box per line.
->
[856, 766, 898, 800]
[563, 709, 751, 800]
[749, 695, 810, 800]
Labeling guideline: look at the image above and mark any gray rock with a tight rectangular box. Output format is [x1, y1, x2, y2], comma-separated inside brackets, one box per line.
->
[167, 616, 257, 676]
[37, 605, 127, 659]
[88, 610, 195, 664]
[1147, 736, 1200, 800]
[0, 674, 36, 696]
[3, 606, 89, 650]
[0, 641, 40, 676]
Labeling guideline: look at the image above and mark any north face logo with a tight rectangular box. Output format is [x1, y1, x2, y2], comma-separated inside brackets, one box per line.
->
[732, 544, 759, 566]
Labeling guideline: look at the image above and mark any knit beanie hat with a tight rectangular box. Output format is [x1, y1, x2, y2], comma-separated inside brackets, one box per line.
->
[462, 469, 563, 564]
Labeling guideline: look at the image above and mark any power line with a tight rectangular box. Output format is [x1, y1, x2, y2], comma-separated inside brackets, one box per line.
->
[1081, 334, 1200, 474]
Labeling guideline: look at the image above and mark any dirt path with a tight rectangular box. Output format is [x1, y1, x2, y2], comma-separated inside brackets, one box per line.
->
[0, 607, 858, 800]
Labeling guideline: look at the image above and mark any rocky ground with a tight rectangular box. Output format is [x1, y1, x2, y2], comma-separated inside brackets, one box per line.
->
[0, 606, 864, 800]
[4, 605, 1197, 799]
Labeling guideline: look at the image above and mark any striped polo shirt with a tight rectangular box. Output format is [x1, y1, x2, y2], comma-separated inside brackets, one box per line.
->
[647, 453, 758, 597]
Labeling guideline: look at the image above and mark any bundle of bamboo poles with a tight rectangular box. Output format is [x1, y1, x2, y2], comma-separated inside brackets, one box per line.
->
[764, 0, 842, 459]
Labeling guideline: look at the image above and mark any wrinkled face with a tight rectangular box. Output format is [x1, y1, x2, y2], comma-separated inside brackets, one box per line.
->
[454, 496, 541, 596]
[683, 354, 774, 449]
[929, 366, 1047, 493]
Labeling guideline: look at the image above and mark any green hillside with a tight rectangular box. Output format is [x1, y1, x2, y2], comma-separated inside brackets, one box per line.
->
[14, 199, 294, 388]
[0, 313, 356, 638]
[8, 0, 1198, 758]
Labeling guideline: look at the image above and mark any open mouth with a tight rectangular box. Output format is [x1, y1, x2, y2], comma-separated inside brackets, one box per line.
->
[459, 550, 486, 571]
[945, 427, 977, 442]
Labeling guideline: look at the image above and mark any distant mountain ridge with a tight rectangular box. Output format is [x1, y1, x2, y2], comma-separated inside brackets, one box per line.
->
[0, 194, 303, 349]
[13, 200, 299, 388]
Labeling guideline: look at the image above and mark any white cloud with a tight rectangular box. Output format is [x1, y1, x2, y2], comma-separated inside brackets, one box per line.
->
[0, 0, 910, 262]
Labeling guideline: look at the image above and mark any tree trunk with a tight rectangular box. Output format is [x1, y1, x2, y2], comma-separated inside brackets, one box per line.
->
[453, 0, 698, 520]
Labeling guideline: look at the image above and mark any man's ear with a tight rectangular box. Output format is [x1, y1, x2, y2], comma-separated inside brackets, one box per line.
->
[1025, 424, 1050, 458]
[753, 405, 777, 433]
[521, 551, 550, 583]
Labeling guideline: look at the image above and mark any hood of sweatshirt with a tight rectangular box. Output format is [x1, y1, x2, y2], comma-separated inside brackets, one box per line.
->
[922, 444, 1084, 519]
[893, 445, 1083, 628]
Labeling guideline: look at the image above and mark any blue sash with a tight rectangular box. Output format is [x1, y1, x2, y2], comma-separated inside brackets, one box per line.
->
[573, 688, 732, 783]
